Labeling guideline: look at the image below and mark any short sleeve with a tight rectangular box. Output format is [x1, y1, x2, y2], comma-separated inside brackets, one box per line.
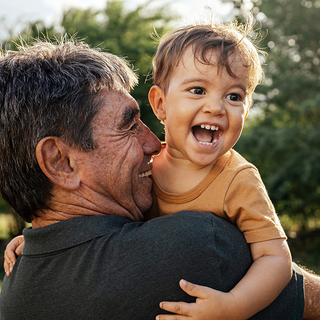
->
[224, 167, 287, 243]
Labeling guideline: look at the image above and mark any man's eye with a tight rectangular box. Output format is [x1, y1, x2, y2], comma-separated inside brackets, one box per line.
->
[190, 87, 205, 95]
[226, 93, 241, 101]
[130, 123, 139, 131]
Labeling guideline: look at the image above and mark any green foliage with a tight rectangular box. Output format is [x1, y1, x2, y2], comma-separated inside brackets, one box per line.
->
[1, 20, 57, 50]
[232, 0, 320, 224]
[288, 227, 320, 273]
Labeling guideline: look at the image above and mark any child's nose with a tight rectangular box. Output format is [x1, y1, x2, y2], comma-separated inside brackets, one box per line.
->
[202, 97, 226, 116]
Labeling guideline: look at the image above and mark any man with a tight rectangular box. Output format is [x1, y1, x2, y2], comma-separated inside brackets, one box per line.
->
[0, 40, 318, 319]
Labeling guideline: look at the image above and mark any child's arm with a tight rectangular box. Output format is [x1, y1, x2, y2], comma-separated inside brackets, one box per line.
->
[3, 235, 25, 276]
[156, 238, 292, 320]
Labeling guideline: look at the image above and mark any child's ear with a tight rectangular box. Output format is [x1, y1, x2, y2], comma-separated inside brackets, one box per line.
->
[148, 85, 166, 121]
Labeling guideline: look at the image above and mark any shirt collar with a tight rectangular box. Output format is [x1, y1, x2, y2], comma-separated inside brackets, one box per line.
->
[22, 215, 132, 255]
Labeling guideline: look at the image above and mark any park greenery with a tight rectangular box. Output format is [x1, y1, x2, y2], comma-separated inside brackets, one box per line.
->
[0, 0, 319, 274]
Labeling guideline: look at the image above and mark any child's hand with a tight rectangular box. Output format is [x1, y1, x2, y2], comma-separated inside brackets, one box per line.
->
[4, 235, 25, 276]
[156, 279, 239, 320]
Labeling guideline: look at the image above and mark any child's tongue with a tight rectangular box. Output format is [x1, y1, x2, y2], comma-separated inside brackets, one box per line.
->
[192, 126, 213, 143]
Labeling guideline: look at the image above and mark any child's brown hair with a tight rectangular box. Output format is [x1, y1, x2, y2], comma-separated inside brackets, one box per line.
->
[152, 17, 263, 105]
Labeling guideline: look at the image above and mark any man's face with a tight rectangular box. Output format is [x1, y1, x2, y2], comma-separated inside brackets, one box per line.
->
[77, 90, 161, 221]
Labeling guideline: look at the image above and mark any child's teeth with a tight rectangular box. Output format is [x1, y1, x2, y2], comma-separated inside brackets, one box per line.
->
[200, 124, 218, 131]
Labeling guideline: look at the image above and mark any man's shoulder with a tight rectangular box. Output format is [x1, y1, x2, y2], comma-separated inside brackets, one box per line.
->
[138, 211, 249, 253]
[141, 211, 218, 238]
[122, 211, 218, 246]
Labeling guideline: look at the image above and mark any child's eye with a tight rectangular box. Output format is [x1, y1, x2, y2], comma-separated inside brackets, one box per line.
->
[226, 93, 242, 102]
[190, 87, 205, 95]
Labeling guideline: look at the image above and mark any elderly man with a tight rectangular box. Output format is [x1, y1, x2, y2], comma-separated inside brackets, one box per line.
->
[0, 40, 318, 320]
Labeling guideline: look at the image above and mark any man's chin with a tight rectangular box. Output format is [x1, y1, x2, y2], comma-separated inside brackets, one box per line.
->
[136, 192, 153, 216]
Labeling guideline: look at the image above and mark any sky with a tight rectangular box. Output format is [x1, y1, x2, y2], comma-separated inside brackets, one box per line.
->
[0, 0, 235, 40]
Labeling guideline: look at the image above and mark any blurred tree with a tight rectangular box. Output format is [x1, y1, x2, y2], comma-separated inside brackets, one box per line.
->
[0, 20, 57, 50]
[228, 0, 320, 226]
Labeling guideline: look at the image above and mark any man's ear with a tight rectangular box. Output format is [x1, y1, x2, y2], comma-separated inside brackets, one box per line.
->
[36, 137, 80, 189]
[148, 85, 166, 121]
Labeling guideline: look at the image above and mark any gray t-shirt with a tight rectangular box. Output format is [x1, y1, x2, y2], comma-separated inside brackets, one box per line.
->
[0, 211, 304, 319]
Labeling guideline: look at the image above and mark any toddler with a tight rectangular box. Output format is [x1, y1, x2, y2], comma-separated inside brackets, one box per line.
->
[147, 20, 292, 319]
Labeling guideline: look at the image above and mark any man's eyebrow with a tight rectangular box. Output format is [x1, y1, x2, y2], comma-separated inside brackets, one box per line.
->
[119, 106, 140, 129]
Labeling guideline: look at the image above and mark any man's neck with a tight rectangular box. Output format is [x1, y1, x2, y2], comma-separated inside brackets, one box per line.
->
[31, 189, 142, 228]
[31, 206, 105, 228]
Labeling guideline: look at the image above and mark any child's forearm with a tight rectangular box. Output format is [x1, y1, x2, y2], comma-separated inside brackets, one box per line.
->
[230, 239, 292, 319]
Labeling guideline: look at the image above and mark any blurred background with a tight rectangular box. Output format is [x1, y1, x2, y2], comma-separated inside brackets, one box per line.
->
[0, 0, 319, 288]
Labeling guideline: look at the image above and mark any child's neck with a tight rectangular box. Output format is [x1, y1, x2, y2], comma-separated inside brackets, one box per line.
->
[152, 146, 216, 194]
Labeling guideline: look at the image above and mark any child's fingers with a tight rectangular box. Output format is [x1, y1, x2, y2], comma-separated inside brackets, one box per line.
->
[4, 251, 14, 276]
[5, 246, 17, 264]
[179, 279, 210, 299]
[15, 242, 24, 256]
[3, 235, 25, 276]
[156, 313, 190, 320]
[158, 300, 197, 318]
[157, 280, 211, 317]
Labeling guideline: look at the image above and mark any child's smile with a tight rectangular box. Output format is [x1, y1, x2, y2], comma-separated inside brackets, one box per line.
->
[192, 123, 222, 146]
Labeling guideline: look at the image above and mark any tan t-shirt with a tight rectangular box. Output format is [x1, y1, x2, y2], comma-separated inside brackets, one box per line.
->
[149, 149, 286, 244]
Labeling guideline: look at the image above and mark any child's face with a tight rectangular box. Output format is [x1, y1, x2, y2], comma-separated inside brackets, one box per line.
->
[161, 48, 249, 168]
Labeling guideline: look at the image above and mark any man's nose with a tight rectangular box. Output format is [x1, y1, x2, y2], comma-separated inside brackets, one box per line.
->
[202, 97, 226, 116]
[141, 122, 162, 156]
